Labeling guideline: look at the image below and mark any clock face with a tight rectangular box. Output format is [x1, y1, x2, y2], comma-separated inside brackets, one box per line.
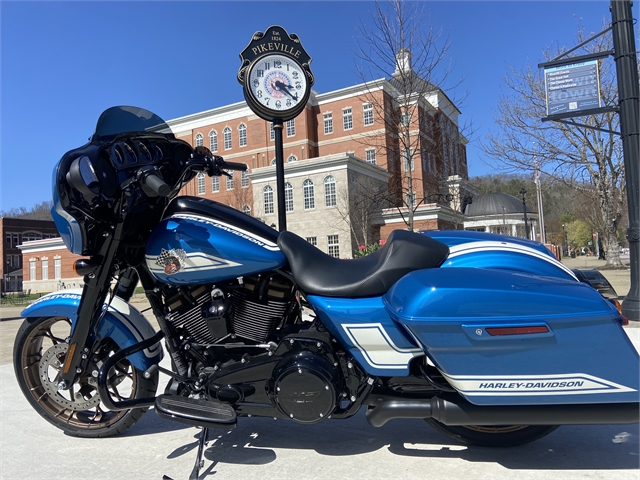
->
[247, 54, 308, 114]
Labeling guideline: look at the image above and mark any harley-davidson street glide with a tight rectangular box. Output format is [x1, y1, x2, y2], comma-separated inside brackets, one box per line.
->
[14, 106, 639, 479]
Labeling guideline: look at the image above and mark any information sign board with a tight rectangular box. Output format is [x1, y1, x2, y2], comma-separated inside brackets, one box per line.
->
[543, 60, 601, 116]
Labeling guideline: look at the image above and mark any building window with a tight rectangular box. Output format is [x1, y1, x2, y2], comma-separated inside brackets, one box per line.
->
[270, 122, 275, 141]
[242, 205, 251, 215]
[42, 259, 48, 280]
[406, 192, 416, 207]
[363, 103, 374, 125]
[287, 155, 297, 163]
[5, 233, 11, 246]
[286, 119, 295, 137]
[403, 149, 415, 171]
[303, 179, 315, 210]
[22, 231, 42, 242]
[223, 127, 232, 150]
[226, 170, 234, 190]
[263, 186, 274, 215]
[327, 235, 340, 258]
[54, 258, 61, 279]
[324, 176, 336, 207]
[366, 149, 376, 165]
[209, 131, 218, 152]
[271, 158, 277, 166]
[306, 237, 317, 246]
[241, 170, 249, 188]
[212, 176, 219, 192]
[285, 182, 294, 212]
[343, 108, 353, 130]
[195, 133, 203, 147]
[29, 261, 36, 281]
[197, 173, 205, 194]
[13, 234, 19, 246]
[323, 113, 333, 134]
[401, 113, 412, 127]
[238, 124, 247, 147]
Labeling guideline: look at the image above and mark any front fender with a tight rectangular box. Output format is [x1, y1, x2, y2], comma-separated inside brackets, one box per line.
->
[21, 290, 163, 371]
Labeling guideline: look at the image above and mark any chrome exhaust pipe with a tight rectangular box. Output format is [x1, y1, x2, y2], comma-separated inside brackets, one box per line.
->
[365, 397, 640, 427]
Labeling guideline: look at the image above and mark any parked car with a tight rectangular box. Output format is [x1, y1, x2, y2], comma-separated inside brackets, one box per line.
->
[572, 269, 618, 299]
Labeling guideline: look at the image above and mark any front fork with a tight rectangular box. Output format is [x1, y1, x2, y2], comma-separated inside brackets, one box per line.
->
[59, 223, 123, 388]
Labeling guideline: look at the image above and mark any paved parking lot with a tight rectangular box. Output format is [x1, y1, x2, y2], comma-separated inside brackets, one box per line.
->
[1, 264, 638, 479]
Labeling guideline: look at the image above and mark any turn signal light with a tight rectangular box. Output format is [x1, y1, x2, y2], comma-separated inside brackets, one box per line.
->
[485, 326, 549, 336]
[73, 259, 99, 277]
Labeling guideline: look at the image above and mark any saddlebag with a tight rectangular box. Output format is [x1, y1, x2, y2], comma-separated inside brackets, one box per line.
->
[383, 268, 639, 406]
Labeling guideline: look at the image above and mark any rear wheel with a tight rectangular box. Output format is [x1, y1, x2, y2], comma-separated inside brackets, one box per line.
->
[426, 420, 559, 447]
[14, 316, 158, 438]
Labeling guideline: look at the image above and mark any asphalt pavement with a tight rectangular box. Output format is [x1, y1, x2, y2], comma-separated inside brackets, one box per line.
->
[0, 260, 638, 479]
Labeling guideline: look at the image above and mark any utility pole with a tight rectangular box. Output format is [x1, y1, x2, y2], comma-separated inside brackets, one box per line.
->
[611, 0, 639, 321]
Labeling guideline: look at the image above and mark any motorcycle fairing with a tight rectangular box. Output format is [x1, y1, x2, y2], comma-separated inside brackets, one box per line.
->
[384, 268, 639, 406]
[305, 295, 423, 376]
[422, 230, 577, 280]
[20, 290, 163, 371]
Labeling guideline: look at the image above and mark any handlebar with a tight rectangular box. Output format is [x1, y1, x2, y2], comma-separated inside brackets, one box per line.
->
[223, 161, 248, 172]
[138, 167, 171, 198]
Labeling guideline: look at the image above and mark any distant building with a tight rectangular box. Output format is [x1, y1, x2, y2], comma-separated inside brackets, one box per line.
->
[464, 193, 540, 240]
[1, 217, 59, 292]
[19, 237, 85, 294]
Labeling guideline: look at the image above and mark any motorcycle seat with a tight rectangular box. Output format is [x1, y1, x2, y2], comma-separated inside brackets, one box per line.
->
[277, 229, 450, 298]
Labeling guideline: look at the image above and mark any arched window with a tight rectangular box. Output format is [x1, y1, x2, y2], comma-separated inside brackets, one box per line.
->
[271, 158, 277, 166]
[209, 131, 218, 152]
[223, 127, 232, 150]
[287, 155, 297, 163]
[197, 172, 205, 194]
[241, 170, 249, 188]
[211, 176, 219, 193]
[263, 186, 274, 214]
[242, 205, 251, 215]
[324, 176, 336, 207]
[303, 179, 315, 210]
[285, 182, 293, 212]
[22, 231, 42, 242]
[195, 133, 203, 147]
[238, 124, 247, 147]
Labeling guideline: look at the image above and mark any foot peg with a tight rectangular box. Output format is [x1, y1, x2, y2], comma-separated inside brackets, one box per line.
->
[154, 394, 237, 429]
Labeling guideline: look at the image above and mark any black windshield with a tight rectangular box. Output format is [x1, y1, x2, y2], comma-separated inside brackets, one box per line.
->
[92, 106, 170, 139]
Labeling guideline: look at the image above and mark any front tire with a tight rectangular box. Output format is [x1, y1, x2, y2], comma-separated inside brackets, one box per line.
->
[14, 316, 158, 438]
[426, 419, 559, 447]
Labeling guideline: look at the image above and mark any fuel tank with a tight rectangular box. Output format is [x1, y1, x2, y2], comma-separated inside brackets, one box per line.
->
[145, 196, 286, 285]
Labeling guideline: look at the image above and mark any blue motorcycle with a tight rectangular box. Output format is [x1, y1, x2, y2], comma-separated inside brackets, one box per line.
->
[14, 106, 638, 479]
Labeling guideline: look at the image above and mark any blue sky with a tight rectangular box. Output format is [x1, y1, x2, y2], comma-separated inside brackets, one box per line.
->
[0, 1, 614, 212]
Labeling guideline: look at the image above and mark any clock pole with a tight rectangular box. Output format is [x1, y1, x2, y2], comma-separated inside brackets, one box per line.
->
[238, 26, 314, 233]
[273, 119, 287, 231]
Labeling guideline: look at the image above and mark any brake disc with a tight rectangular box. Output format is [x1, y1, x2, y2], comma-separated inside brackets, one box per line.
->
[39, 344, 101, 411]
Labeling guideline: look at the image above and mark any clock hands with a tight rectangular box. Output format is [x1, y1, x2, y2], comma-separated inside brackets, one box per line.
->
[274, 80, 298, 101]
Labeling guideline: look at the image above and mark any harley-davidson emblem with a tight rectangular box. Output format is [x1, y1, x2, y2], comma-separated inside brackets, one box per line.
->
[155, 248, 187, 275]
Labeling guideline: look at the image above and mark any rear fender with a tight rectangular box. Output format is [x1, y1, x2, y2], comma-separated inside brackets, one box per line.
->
[20, 289, 163, 371]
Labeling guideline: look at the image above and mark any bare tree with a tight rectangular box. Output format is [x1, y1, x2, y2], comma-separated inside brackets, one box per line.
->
[331, 174, 388, 253]
[0, 201, 53, 221]
[354, 0, 468, 231]
[482, 21, 628, 267]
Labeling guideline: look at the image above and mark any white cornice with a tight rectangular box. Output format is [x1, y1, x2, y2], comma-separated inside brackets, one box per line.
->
[19, 237, 67, 253]
[249, 153, 391, 183]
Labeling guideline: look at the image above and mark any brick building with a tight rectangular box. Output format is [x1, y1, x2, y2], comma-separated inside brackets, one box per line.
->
[1, 217, 59, 292]
[168, 50, 471, 256]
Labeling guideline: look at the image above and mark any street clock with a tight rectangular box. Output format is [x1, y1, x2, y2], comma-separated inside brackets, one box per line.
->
[238, 26, 313, 122]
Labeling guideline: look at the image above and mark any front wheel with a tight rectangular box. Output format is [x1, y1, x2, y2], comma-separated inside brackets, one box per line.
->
[426, 419, 559, 447]
[14, 316, 158, 438]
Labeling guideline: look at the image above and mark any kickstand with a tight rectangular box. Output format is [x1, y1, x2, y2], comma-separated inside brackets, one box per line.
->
[189, 427, 209, 480]
[162, 427, 210, 480]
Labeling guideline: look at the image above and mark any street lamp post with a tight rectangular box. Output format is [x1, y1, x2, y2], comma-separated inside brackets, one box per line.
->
[520, 188, 530, 240]
[562, 224, 568, 256]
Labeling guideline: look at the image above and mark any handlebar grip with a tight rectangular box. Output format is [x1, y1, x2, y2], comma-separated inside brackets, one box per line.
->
[223, 161, 248, 171]
[141, 170, 171, 197]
